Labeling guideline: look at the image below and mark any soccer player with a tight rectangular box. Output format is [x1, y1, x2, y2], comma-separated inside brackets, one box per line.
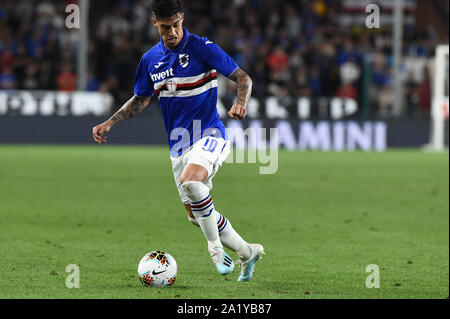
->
[92, 0, 264, 281]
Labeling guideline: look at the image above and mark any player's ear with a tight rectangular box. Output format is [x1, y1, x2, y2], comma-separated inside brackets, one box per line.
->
[151, 17, 158, 27]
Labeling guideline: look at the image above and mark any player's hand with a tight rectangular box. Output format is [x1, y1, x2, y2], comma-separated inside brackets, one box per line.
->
[228, 103, 247, 120]
[92, 122, 112, 144]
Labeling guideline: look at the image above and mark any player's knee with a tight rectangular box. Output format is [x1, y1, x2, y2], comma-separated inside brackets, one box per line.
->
[179, 163, 208, 185]
[180, 180, 207, 198]
[179, 174, 200, 186]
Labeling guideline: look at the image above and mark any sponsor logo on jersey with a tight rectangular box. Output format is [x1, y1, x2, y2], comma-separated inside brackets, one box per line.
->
[151, 68, 174, 82]
[154, 61, 164, 69]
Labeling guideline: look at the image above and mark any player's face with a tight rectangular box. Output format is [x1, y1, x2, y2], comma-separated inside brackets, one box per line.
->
[152, 13, 184, 50]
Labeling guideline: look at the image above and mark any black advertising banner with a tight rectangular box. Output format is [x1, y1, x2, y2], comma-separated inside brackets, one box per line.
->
[0, 116, 447, 150]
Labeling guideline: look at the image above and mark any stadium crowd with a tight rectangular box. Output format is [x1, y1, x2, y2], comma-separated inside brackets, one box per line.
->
[0, 0, 448, 118]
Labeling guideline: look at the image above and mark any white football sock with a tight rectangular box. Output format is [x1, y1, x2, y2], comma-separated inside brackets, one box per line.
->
[181, 181, 222, 249]
[188, 210, 251, 259]
[215, 211, 251, 259]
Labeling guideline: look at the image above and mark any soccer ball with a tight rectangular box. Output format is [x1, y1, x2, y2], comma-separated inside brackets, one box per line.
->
[137, 250, 177, 287]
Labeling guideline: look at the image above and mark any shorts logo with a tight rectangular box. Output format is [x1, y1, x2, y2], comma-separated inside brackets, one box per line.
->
[202, 138, 218, 153]
[179, 54, 189, 68]
[166, 79, 177, 95]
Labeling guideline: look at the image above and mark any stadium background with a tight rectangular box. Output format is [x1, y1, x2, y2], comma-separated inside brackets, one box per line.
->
[0, 0, 448, 148]
[0, 0, 449, 300]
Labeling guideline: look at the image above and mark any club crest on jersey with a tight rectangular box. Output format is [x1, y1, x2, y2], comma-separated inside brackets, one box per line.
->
[166, 79, 177, 95]
[179, 54, 190, 68]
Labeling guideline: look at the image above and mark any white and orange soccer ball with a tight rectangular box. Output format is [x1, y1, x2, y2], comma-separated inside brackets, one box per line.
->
[137, 251, 177, 287]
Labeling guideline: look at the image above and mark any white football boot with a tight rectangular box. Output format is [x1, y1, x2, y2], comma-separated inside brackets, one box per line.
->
[210, 246, 235, 275]
[236, 244, 265, 281]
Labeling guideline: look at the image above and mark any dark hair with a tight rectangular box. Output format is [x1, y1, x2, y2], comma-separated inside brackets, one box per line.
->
[150, 0, 182, 20]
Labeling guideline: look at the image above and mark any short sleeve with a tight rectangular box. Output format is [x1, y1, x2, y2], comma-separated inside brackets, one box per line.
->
[134, 57, 154, 97]
[199, 38, 239, 78]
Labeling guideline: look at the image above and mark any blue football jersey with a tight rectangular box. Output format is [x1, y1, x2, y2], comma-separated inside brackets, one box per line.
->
[134, 28, 239, 156]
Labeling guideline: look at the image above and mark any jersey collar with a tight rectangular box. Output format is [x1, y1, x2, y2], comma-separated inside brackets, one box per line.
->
[159, 28, 190, 55]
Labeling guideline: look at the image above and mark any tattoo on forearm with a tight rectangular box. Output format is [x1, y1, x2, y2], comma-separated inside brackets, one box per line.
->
[110, 95, 150, 123]
[229, 68, 253, 107]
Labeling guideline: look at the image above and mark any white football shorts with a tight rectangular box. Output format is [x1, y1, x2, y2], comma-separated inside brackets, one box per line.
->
[170, 136, 231, 204]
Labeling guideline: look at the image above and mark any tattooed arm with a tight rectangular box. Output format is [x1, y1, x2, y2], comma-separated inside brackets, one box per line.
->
[228, 68, 253, 120]
[109, 95, 151, 125]
[92, 95, 151, 144]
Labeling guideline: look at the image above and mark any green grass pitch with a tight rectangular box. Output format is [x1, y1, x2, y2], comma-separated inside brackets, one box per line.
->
[0, 145, 448, 299]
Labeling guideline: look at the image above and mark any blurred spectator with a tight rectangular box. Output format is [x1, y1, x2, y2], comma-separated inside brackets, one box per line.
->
[22, 64, 40, 90]
[291, 66, 312, 97]
[56, 65, 76, 91]
[371, 53, 393, 116]
[418, 67, 431, 115]
[267, 46, 289, 76]
[377, 84, 394, 117]
[404, 72, 419, 117]
[86, 72, 100, 91]
[0, 48, 15, 69]
[339, 58, 361, 86]
[0, 65, 18, 89]
[337, 56, 360, 100]
[285, 4, 301, 39]
[336, 82, 358, 100]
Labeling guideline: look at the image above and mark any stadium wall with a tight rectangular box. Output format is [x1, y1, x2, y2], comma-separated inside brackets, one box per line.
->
[0, 116, 447, 151]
